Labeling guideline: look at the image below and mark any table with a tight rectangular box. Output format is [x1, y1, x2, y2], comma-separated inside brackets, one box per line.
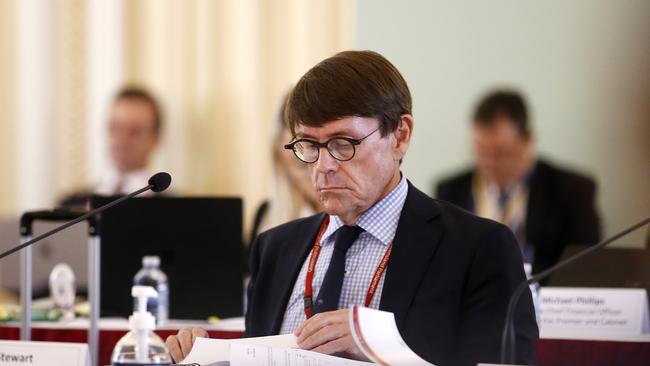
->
[1, 320, 648, 365]
[536, 330, 650, 366]
[0, 318, 245, 365]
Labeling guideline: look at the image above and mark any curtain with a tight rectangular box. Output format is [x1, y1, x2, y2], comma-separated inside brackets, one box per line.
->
[1, 0, 353, 235]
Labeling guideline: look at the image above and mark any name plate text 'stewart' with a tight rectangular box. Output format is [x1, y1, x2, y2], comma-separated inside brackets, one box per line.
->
[0, 340, 89, 366]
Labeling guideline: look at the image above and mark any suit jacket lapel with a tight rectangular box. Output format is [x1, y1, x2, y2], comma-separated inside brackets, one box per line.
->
[380, 182, 442, 327]
[269, 212, 327, 333]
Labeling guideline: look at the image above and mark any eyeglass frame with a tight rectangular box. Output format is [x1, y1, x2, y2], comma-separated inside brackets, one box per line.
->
[283, 126, 381, 163]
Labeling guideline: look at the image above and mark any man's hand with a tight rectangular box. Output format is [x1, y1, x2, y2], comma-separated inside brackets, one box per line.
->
[295, 309, 369, 361]
[165, 327, 208, 363]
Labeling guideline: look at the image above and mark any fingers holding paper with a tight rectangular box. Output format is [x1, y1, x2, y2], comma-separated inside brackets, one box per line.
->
[295, 309, 369, 361]
[165, 327, 208, 363]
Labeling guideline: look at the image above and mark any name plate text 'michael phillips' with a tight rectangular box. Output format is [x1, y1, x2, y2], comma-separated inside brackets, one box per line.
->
[0, 340, 89, 366]
[539, 287, 650, 336]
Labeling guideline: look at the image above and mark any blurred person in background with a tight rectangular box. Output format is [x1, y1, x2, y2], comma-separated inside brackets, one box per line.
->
[248, 92, 322, 247]
[60, 87, 163, 207]
[435, 89, 601, 276]
[96, 86, 162, 195]
[244, 92, 323, 291]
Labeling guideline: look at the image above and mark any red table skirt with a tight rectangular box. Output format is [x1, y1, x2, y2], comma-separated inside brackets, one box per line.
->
[536, 338, 649, 366]
[0, 326, 243, 366]
[0, 326, 648, 366]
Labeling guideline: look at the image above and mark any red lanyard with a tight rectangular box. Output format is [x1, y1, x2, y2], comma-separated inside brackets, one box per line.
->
[303, 216, 393, 318]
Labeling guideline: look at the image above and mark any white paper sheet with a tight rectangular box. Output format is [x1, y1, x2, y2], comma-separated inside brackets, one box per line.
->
[349, 306, 435, 366]
[184, 307, 439, 366]
[181, 334, 299, 365]
[229, 343, 376, 366]
[180, 337, 232, 365]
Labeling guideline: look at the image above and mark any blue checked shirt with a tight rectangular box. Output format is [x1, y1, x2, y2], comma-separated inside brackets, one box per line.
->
[279, 175, 408, 334]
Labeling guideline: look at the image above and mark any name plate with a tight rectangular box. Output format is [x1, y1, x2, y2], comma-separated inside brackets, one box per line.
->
[539, 287, 650, 335]
[0, 340, 89, 366]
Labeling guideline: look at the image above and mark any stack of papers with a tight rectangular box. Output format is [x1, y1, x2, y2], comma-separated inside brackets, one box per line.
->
[182, 307, 435, 366]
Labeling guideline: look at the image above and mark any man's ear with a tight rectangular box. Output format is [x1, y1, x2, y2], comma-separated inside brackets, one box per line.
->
[392, 114, 413, 161]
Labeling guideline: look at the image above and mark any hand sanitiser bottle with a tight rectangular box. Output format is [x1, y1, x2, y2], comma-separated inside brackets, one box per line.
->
[111, 286, 172, 365]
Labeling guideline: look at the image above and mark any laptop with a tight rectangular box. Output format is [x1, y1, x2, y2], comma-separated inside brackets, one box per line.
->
[90, 195, 244, 320]
[547, 245, 650, 294]
[0, 217, 89, 298]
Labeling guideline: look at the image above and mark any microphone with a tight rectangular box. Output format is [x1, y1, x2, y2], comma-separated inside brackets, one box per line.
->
[500, 217, 650, 364]
[0, 172, 172, 260]
[149, 172, 172, 193]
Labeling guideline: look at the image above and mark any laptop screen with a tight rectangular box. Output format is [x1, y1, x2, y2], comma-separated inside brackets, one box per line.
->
[91, 195, 244, 320]
[548, 244, 650, 295]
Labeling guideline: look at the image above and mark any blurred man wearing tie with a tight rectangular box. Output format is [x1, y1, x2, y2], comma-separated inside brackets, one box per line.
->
[167, 51, 538, 366]
[436, 90, 601, 277]
[95, 87, 162, 196]
[60, 87, 162, 206]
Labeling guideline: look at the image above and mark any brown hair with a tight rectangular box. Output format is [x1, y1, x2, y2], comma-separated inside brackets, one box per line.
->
[285, 50, 412, 137]
[473, 90, 529, 137]
[114, 86, 163, 135]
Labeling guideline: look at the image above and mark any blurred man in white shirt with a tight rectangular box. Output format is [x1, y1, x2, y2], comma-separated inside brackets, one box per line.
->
[95, 87, 162, 196]
[60, 87, 163, 207]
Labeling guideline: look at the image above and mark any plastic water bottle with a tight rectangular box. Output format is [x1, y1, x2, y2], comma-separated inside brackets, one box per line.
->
[133, 256, 169, 325]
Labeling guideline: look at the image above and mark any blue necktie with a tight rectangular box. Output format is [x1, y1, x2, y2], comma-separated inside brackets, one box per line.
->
[313, 225, 364, 314]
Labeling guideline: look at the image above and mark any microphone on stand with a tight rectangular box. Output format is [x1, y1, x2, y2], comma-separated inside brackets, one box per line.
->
[7, 172, 171, 366]
[500, 216, 650, 364]
[0, 172, 172, 261]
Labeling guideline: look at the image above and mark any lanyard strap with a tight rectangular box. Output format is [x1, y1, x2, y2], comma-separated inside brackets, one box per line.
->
[303, 216, 393, 318]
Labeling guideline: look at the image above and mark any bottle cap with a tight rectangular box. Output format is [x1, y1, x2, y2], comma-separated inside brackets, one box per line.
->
[142, 255, 160, 268]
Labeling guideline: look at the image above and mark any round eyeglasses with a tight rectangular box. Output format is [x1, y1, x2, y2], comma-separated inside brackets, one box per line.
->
[284, 126, 381, 163]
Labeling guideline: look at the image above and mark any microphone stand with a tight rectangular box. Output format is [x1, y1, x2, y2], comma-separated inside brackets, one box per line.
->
[500, 217, 650, 364]
[3, 184, 154, 260]
[4, 172, 171, 366]
[15, 188, 151, 366]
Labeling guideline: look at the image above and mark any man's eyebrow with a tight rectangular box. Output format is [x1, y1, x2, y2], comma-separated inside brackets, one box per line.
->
[295, 129, 357, 140]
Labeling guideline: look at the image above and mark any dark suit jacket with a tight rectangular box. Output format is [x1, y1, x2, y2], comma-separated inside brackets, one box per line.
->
[246, 182, 538, 366]
[436, 159, 601, 276]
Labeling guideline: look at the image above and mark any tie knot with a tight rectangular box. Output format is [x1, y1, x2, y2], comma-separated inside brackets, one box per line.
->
[333, 225, 364, 253]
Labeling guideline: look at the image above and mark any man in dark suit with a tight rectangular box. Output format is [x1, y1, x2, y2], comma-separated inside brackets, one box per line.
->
[167, 52, 538, 365]
[436, 90, 601, 276]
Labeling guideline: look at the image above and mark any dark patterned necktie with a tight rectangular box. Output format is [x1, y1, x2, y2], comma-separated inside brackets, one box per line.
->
[313, 225, 364, 314]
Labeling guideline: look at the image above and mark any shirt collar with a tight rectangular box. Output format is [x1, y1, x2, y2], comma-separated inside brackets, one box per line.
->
[321, 174, 408, 246]
[96, 167, 152, 195]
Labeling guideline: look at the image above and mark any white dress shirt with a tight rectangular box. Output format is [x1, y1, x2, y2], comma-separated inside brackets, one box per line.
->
[95, 168, 153, 196]
[279, 176, 408, 334]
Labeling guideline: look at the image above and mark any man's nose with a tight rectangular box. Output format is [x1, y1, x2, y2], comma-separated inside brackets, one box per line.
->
[314, 147, 339, 174]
